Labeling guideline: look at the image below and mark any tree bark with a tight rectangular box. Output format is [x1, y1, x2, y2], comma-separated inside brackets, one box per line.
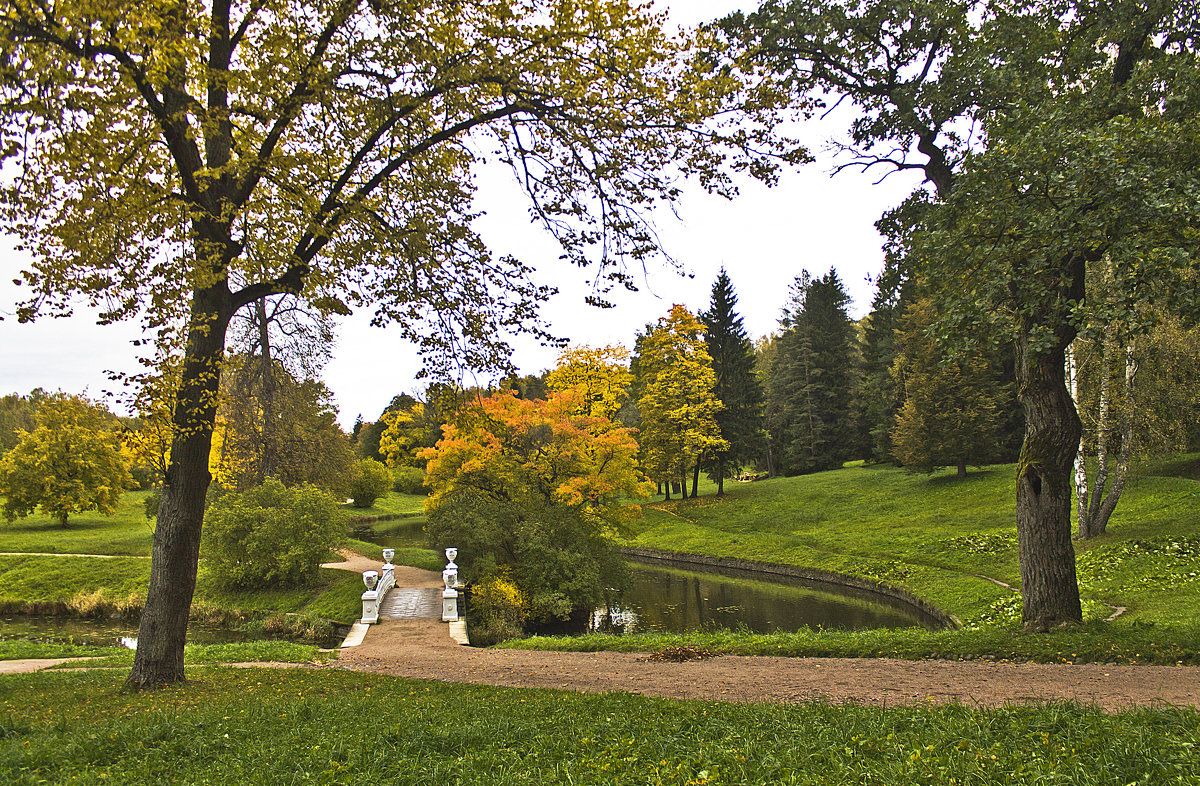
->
[1014, 315, 1083, 630]
[691, 462, 700, 498]
[126, 284, 232, 690]
[956, 456, 966, 479]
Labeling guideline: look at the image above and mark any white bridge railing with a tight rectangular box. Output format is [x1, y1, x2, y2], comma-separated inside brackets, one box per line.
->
[359, 548, 397, 624]
[360, 547, 463, 625]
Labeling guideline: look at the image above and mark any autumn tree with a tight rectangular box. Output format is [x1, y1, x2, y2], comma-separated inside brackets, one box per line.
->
[546, 344, 633, 420]
[636, 305, 727, 499]
[1, 0, 798, 687]
[422, 389, 652, 623]
[0, 394, 133, 527]
[719, 0, 1200, 628]
[700, 270, 764, 494]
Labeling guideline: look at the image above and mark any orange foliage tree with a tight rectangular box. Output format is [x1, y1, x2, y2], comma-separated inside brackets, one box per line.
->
[422, 388, 652, 624]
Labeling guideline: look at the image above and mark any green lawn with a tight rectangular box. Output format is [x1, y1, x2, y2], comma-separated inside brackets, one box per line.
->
[619, 459, 1200, 628]
[0, 490, 156, 556]
[1, 668, 1197, 785]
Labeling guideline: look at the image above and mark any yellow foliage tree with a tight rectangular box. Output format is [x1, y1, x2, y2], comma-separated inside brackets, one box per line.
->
[546, 344, 633, 420]
[635, 305, 727, 500]
[0, 395, 133, 527]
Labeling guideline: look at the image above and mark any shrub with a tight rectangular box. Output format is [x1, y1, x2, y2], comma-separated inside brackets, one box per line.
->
[391, 465, 428, 495]
[468, 574, 527, 646]
[348, 459, 391, 508]
[202, 478, 346, 588]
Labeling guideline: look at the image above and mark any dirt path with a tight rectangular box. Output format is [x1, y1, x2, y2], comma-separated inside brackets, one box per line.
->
[320, 550, 442, 588]
[334, 618, 1200, 711]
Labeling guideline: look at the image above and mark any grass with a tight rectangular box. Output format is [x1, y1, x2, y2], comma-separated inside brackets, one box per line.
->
[504, 620, 1200, 665]
[1, 668, 1198, 784]
[344, 491, 427, 519]
[620, 458, 1200, 629]
[0, 490, 156, 556]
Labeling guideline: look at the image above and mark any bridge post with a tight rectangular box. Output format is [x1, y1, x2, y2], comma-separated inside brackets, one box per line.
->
[442, 547, 460, 622]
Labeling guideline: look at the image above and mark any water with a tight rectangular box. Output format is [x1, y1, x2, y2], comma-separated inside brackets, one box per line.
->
[540, 559, 938, 636]
[354, 519, 428, 549]
[0, 616, 265, 650]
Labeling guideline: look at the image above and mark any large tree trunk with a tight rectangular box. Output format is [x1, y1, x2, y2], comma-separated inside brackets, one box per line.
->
[1014, 317, 1083, 630]
[126, 285, 232, 690]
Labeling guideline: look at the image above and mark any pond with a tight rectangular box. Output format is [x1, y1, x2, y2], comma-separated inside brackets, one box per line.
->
[354, 518, 427, 549]
[535, 558, 940, 636]
[0, 616, 268, 650]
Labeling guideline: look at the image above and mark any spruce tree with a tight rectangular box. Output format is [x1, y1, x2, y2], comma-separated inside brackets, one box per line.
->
[767, 270, 858, 475]
[700, 270, 766, 494]
[859, 260, 910, 463]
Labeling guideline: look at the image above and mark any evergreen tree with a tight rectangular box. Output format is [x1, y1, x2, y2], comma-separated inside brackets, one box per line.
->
[889, 298, 1013, 478]
[859, 262, 910, 463]
[700, 270, 766, 494]
[766, 270, 859, 475]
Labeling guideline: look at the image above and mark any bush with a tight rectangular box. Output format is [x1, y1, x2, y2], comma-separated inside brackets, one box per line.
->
[348, 459, 391, 508]
[391, 465, 428, 495]
[427, 488, 628, 626]
[468, 574, 527, 646]
[202, 478, 346, 588]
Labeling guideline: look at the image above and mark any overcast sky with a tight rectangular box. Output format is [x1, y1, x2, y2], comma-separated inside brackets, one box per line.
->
[0, 1, 926, 427]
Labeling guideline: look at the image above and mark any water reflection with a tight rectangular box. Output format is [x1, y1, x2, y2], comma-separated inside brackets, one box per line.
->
[0, 616, 263, 650]
[546, 560, 936, 635]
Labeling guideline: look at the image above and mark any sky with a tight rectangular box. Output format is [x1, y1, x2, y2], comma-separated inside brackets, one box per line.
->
[0, 1, 926, 428]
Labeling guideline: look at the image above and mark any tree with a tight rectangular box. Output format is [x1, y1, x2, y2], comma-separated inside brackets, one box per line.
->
[766, 270, 859, 475]
[358, 394, 420, 462]
[700, 269, 765, 494]
[422, 388, 652, 623]
[0, 394, 133, 527]
[212, 360, 354, 494]
[890, 298, 1012, 477]
[546, 344, 633, 420]
[218, 293, 341, 487]
[719, 0, 1200, 628]
[202, 478, 346, 588]
[347, 459, 391, 509]
[0, 389, 45, 454]
[859, 261, 910, 464]
[1, 0, 798, 687]
[636, 305, 727, 499]
[1069, 310, 1200, 538]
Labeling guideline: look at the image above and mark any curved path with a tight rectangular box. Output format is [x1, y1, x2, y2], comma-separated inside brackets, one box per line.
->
[331, 565, 1200, 712]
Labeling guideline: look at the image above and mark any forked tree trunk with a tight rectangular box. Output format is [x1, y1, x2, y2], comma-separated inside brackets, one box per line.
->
[1014, 315, 1083, 630]
[126, 285, 232, 690]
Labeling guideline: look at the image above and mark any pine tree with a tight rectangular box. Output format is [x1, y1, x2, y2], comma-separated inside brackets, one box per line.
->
[766, 270, 859, 475]
[701, 270, 766, 494]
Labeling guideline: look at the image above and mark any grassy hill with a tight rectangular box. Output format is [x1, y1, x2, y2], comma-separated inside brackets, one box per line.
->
[621, 458, 1200, 628]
